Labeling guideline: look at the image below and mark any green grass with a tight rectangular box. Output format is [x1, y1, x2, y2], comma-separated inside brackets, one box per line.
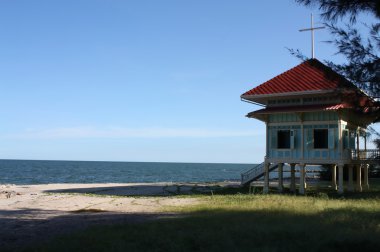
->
[26, 179, 380, 252]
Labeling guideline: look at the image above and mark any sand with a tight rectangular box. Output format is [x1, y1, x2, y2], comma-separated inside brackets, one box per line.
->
[0, 182, 238, 249]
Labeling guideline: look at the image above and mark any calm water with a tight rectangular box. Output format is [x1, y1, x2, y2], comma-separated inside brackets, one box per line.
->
[0, 160, 254, 185]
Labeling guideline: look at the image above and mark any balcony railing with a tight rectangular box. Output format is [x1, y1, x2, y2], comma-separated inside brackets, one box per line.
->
[351, 149, 380, 160]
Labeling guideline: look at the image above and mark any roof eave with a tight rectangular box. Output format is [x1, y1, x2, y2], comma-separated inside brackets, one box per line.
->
[246, 112, 267, 122]
[247, 104, 351, 116]
[241, 89, 337, 102]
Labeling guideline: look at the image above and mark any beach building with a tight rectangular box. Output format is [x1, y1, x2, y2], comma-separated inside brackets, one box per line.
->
[240, 59, 379, 194]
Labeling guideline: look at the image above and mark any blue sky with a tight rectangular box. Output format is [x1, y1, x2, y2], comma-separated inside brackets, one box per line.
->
[0, 0, 377, 163]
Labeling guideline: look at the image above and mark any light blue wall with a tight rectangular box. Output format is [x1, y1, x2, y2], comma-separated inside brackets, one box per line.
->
[269, 114, 300, 123]
[303, 124, 339, 159]
[268, 125, 301, 159]
[268, 112, 338, 123]
[267, 111, 349, 160]
[303, 112, 338, 121]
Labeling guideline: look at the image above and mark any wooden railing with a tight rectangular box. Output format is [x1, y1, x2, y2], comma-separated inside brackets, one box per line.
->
[351, 149, 380, 160]
[241, 162, 278, 186]
[241, 162, 265, 185]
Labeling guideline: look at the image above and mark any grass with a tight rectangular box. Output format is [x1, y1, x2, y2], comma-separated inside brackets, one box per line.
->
[24, 179, 380, 252]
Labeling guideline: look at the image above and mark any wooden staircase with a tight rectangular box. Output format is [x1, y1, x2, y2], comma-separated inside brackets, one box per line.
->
[241, 162, 278, 186]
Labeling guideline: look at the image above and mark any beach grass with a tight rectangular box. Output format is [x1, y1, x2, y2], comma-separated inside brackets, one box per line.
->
[28, 179, 380, 252]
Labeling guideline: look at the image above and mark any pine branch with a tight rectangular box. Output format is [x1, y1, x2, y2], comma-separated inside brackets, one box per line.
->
[295, 0, 380, 22]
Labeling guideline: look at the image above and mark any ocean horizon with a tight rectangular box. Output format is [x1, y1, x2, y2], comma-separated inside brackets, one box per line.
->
[0, 159, 255, 185]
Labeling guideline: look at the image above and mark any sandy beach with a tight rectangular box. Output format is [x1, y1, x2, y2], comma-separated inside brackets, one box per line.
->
[0, 182, 238, 249]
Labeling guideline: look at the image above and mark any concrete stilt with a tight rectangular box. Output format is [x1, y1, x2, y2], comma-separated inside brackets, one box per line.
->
[290, 163, 296, 192]
[363, 164, 369, 190]
[304, 166, 307, 189]
[338, 164, 344, 194]
[348, 164, 354, 192]
[356, 165, 362, 192]
[278, 163, 284, 192]
[263, 162, 270, 194]
[299, 164, 306, 195]
[331, 165, 337, 190]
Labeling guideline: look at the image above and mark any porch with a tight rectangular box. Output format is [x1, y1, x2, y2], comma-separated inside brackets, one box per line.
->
[351, 149, 380, 164]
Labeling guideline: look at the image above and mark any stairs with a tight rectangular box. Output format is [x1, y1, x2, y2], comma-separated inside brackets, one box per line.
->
[241, 162, 278, 186]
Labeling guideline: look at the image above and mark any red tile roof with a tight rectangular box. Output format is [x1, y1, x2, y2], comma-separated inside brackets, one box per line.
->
[242, 59, 356, 96]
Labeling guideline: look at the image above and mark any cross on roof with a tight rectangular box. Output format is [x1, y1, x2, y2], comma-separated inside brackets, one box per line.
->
[299, 14, 325, 59]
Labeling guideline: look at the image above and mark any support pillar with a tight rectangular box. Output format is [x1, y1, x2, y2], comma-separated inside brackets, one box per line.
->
[278, 163, 284, 192]
[304, 167, 307, 189]
[356, 165, 362, 192]
[331, 165, 337, 190]
[363, 164, 369, 190]
[356, 131, 360, 159]
[338, 164, 344, 194]
[263, 162, 270, 194]
[290, 163, 296, 193]
[348, 164, 354, 192]
[299, 164, 306, 195]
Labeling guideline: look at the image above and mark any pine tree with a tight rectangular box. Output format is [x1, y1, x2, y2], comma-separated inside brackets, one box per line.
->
[295, 0, 380, 98]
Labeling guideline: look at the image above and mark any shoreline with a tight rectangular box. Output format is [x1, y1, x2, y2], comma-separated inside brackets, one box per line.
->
[1, 181, 240, 196]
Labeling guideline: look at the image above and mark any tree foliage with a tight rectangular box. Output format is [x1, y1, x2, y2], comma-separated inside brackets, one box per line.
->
[296, 0, 380, 21]
[296, 0, 380, 98]
[325, 22, 380, 97]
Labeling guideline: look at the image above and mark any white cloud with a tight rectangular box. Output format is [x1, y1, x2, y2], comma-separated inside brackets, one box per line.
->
[2, 126, 264, 139]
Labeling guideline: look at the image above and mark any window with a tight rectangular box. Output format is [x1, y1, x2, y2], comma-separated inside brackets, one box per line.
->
[314, 129, 328, 149]
[278, 130, 291, 149]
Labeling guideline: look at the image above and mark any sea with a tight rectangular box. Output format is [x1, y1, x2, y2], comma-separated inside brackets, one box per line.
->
[0, 159, 254, 185]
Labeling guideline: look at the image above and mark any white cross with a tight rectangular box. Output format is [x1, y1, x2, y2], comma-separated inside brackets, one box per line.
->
[299, 14, 325, 59]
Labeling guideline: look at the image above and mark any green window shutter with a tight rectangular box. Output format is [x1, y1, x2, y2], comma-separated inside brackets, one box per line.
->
[328, 128, 335, 149]
[306, 129, 313, 149]
[343, 130, 348, 149]
[290, 130, 295, 149]
[349, 131, 356, 149]
[271, 130, 278, 149]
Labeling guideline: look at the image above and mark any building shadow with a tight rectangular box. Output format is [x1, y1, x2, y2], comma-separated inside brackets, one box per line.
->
[5, 207, 380, 251]
[43, 183, 242, 197]
[0, 207, 174, 251]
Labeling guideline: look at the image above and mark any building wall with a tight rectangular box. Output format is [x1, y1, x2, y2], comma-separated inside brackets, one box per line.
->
[268, 125, 301, 159]
[266, 111, 356, 162]
[303, 124, 339, 159]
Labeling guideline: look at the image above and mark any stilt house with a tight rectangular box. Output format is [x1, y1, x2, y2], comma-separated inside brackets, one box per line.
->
[240, 59, 379, 194]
